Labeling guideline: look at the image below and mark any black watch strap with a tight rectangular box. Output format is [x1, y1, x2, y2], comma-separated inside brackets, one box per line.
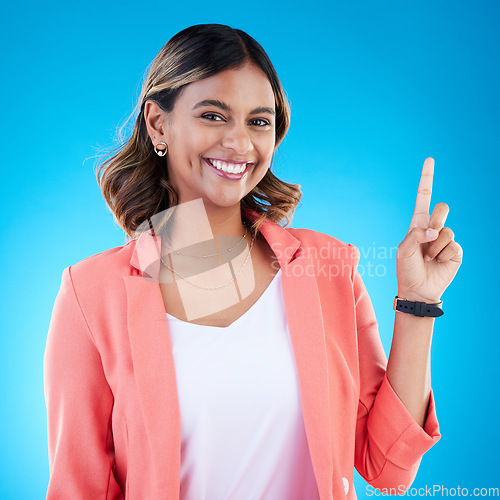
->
[393, 296, 444, 317]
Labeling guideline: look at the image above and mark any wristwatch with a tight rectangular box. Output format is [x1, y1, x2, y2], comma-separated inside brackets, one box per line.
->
[393, 296, 444, 317]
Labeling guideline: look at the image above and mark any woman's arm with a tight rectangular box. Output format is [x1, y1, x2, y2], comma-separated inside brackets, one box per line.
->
[387, 157, 463, 430]
[386, 312, 434, 428]
[43, 266, 124, 499]
[351, 249, 440, 493]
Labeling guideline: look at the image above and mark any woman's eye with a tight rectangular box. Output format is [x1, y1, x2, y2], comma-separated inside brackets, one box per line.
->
[201, 113, 224, 121]
[251, 119, 271, 127]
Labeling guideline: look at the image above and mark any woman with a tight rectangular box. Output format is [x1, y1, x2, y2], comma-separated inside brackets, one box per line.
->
[44, 24, 463, 499]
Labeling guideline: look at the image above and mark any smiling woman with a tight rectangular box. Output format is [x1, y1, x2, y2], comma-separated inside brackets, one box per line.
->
[44, 23, 459, 500]
[95, 24, 300, 242]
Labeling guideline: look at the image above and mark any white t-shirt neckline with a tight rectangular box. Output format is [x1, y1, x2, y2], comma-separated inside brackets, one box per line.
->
[165, 267, 282, 330]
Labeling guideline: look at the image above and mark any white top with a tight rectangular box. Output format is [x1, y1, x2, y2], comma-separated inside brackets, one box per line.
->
[166, 268, 320, 500]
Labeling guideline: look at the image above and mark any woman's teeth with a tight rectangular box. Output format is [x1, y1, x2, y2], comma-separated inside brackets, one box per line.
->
[207, 158, 247, 174]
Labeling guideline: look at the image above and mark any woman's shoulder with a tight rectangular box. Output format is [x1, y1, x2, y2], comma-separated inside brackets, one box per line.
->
[64, 239, 136, 286]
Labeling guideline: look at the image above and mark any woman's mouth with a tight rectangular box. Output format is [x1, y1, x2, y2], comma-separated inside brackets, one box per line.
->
[204, 157, 254, 180]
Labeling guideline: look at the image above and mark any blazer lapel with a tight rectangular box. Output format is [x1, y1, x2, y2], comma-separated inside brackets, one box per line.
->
[250, 211, 341, 499]
[125, 209, 339, 499]
[125, 227, 182, 496]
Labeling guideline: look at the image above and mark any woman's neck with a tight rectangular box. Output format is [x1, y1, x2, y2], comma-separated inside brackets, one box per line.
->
[159, 198, 249, 256]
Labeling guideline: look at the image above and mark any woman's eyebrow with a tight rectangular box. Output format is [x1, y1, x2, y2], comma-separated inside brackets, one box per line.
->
[192, 99, 276, 116]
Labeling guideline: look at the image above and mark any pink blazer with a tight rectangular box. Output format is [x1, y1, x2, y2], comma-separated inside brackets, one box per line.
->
[44, 208, 441, 499]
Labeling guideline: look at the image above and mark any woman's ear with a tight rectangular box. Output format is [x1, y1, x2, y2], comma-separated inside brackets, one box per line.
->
[144, 100, 169, 142]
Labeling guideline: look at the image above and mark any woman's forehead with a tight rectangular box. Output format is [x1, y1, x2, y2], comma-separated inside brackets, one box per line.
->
[178, 63, 275, 110]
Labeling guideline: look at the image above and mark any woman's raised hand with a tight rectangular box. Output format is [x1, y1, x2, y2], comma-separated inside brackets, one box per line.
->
[396, 157, 463, 303]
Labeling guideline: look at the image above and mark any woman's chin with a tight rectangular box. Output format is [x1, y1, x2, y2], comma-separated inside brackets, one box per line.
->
[202, 191, 247, 210]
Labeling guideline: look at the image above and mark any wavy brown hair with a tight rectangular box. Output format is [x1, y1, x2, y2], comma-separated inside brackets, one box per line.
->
[95, 24, 302, 241]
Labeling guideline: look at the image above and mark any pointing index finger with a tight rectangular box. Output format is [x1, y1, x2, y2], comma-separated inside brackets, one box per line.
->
[410, 157, 435, 230]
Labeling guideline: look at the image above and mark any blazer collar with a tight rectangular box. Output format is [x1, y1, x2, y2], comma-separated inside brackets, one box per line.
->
[124, 207, 343, 499]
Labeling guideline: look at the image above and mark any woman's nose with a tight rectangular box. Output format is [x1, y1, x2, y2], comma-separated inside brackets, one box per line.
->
[221, 122, 254, 155]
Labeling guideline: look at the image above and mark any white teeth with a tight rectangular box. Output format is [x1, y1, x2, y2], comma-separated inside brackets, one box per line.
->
[208, 159, 246, 174]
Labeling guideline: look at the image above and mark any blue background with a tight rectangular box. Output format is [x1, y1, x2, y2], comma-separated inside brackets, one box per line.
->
[1, 0, 498, 498]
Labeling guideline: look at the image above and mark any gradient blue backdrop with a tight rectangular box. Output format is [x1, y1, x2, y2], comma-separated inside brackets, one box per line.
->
[1, 0, 498, 498]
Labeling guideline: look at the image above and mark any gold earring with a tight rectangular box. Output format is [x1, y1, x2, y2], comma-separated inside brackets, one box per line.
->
[154, 141, 168, 157]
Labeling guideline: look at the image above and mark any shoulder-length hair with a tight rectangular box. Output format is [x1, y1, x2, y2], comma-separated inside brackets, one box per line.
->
[95, 24, 302, 241]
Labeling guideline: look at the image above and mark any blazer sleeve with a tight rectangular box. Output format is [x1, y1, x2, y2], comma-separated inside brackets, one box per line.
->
[349, 244, 441, 492]
[43, 266, 124, 499]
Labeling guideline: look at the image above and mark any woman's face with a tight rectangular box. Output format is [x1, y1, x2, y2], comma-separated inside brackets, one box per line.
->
[155, 61, 276, 209]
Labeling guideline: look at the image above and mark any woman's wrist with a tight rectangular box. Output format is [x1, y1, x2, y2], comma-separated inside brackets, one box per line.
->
[397, 290, 442, 304]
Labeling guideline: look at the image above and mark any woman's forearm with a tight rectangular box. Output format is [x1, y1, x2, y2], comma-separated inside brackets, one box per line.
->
[386, 311, 435, 429]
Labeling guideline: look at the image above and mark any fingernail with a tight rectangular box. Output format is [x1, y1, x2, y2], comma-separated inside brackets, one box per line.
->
[424, 255, 431, 261]
[426, 228, 438, 238]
